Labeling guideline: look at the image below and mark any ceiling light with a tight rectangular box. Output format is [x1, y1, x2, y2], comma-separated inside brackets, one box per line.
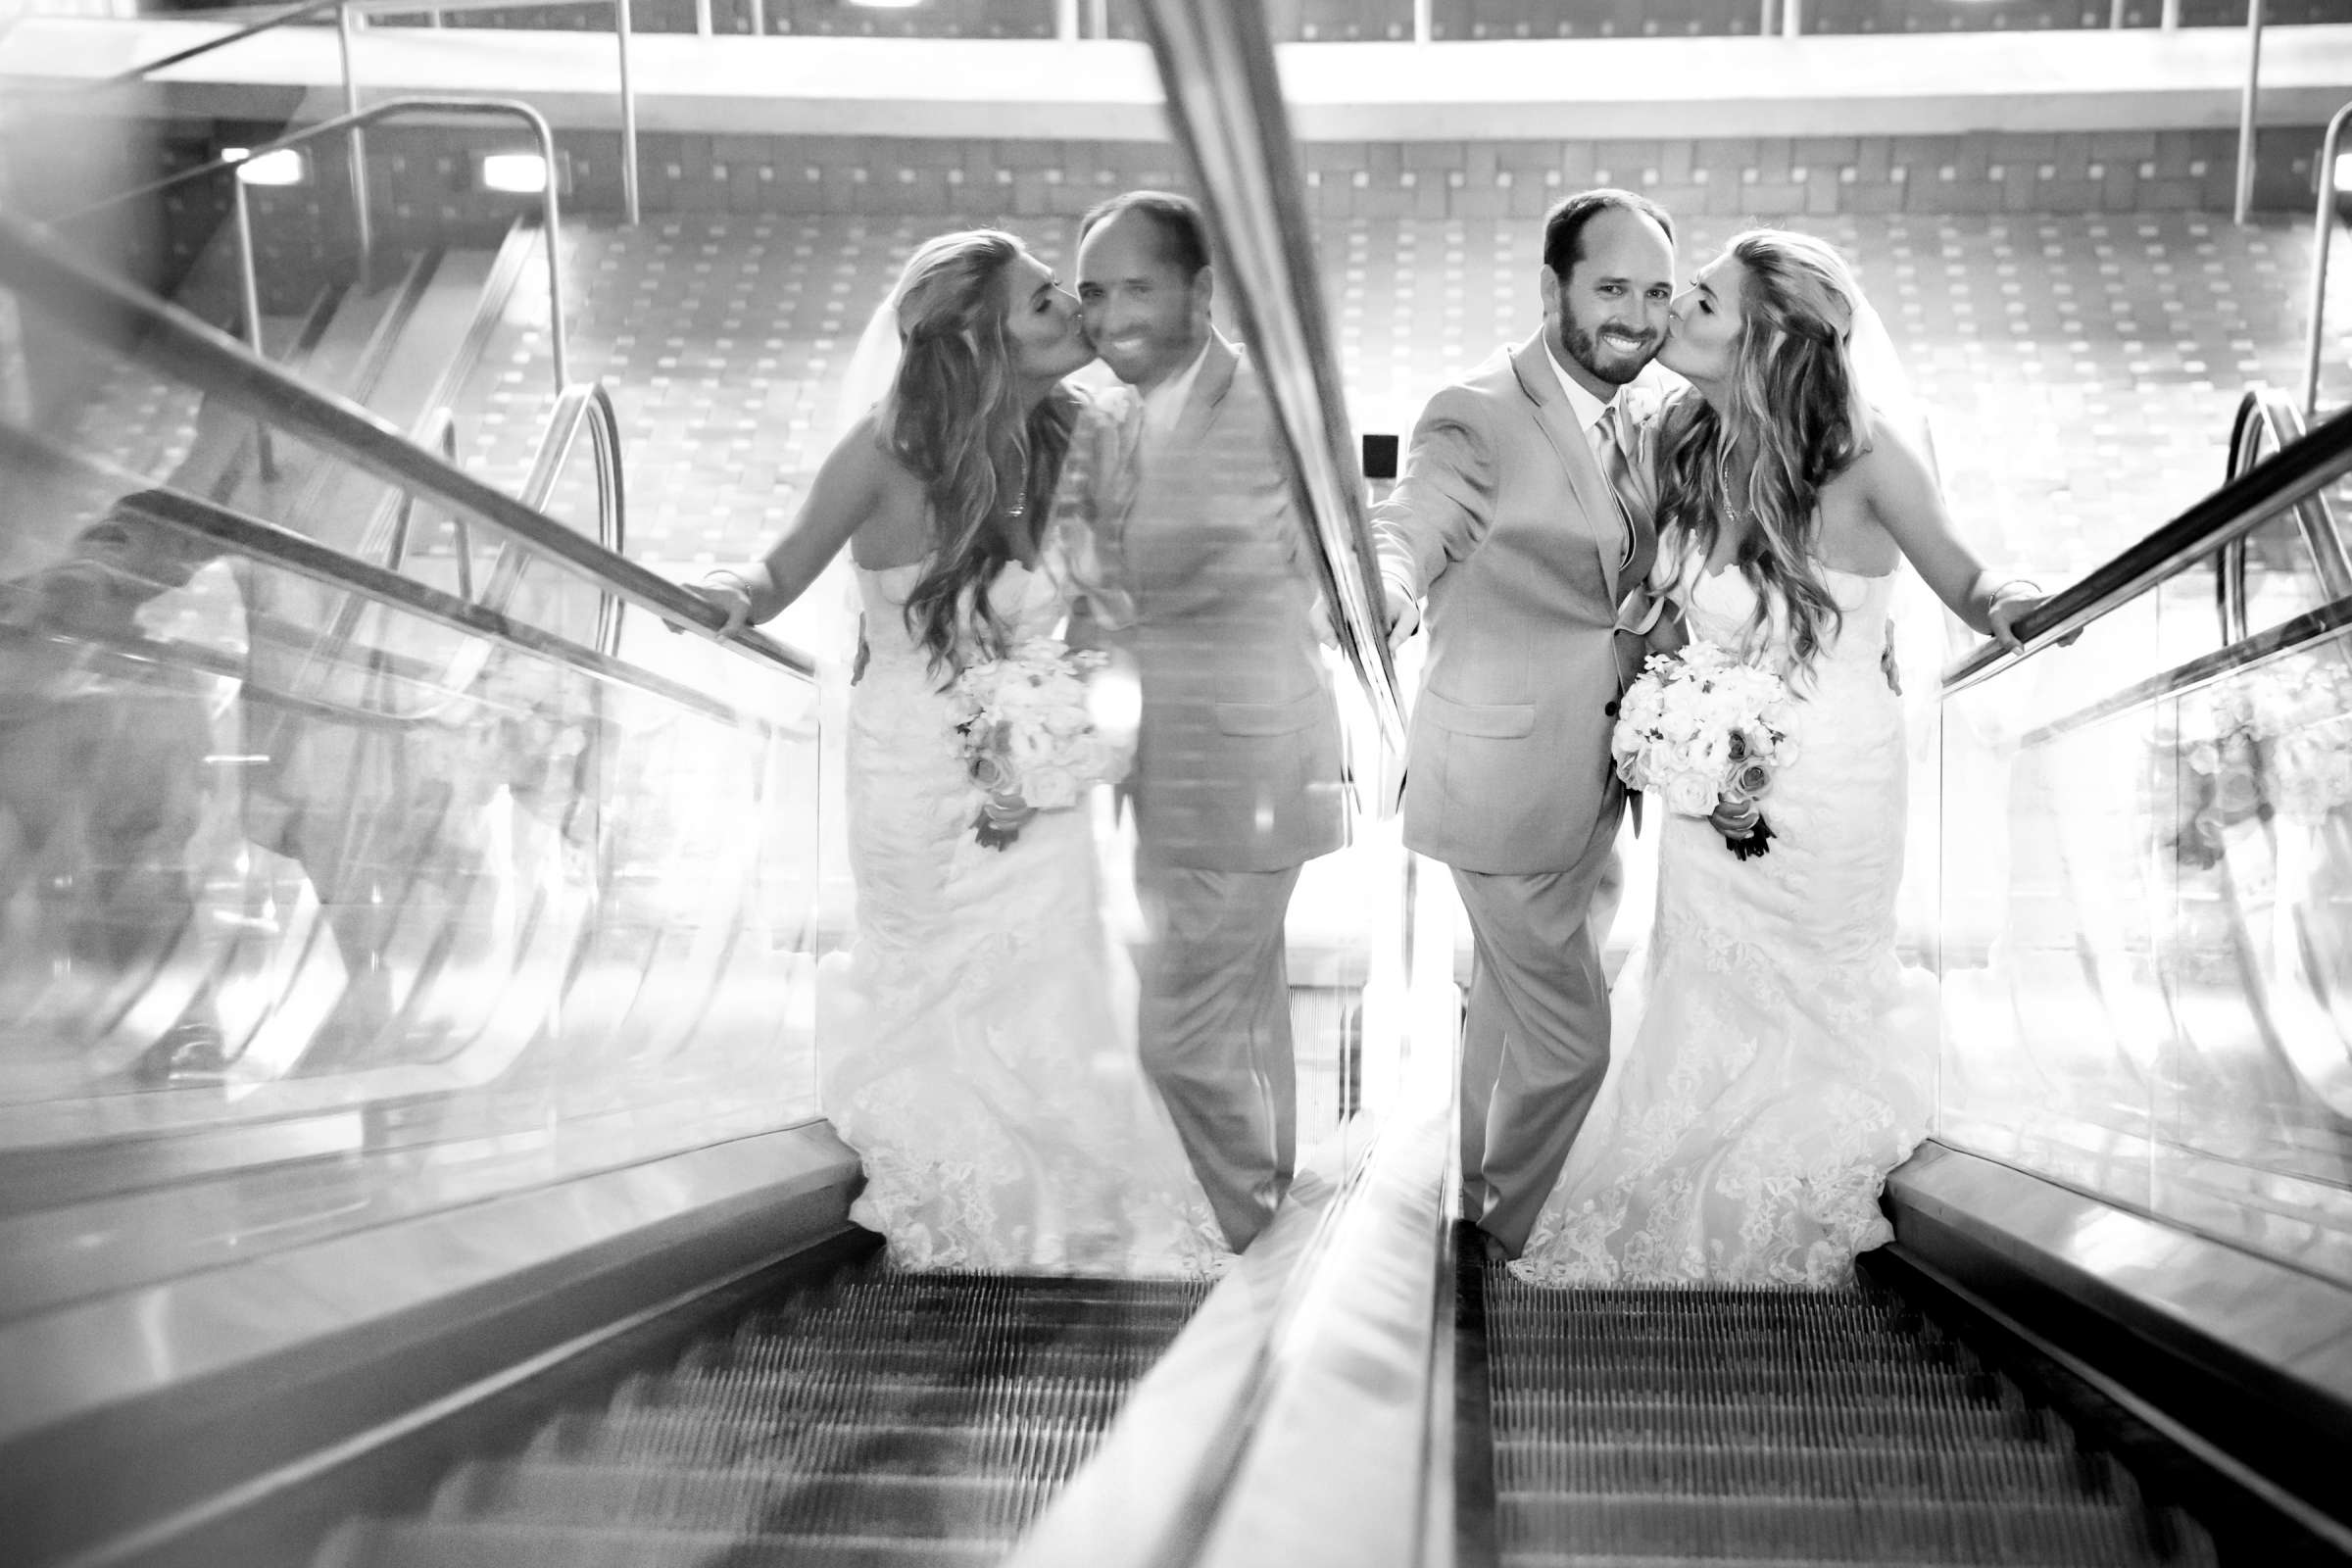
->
[224, 147, 308, 186]
[479, 153, 550, 194]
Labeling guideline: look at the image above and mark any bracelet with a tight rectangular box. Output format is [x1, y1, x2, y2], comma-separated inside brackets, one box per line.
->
[1984, 577, 2042, 604]
[700, 564, 774, 612]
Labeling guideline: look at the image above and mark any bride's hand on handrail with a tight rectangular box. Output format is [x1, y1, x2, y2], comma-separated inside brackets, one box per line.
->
[1976, 576, 2078, 653]
[671, 566, 760, 637]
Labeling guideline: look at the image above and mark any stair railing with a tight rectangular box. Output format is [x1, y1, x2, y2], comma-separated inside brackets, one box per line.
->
[81, 0, 641, 227]
[1944, 399, 2352, 696]
[2217, 386, 2352, 645]
[2302, 97, 2352, 419]
[58, 97, 573, 398]
[0, 211, 814, 683]
[0, 419, 778, 734]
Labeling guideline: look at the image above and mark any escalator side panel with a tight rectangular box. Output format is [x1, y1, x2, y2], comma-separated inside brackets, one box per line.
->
[0, 1123, 860, 1568]
[1886, 1143, 2352, 1545]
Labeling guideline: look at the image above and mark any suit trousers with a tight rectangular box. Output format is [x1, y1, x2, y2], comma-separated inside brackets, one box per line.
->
[1134, 845, 1303, 1252]
[1452, 801, 1624, 1256]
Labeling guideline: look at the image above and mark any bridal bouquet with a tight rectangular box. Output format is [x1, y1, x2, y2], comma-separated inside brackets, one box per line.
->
[1611, 641, 1797, 859]
[949, 637, 1134, 851]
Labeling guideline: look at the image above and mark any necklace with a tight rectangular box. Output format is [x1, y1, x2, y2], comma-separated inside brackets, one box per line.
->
[1718, 467, 1750, 525]
[1004, 452, 1030, 523]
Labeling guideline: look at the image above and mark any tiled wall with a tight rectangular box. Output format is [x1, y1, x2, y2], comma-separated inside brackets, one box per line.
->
[1298, 128, 2311, 219]
[216, 124, 2342, 245]
[360, 0, 2352, 37]
[13, 121, 2330, 325]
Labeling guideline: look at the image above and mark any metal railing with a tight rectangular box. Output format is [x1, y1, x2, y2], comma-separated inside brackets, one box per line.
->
[2218, 385, 2352, 643]
[0, 420, 768, 730]
[1943, 398, 2352, 696]
[2303, 99, 2352, 417]
[0, 211, 815, 684]
[62, 98, 573, 397]
[82, 0, 640, 228]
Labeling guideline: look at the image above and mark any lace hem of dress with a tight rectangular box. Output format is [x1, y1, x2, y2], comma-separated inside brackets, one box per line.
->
[1506, 903, 1929, 1291]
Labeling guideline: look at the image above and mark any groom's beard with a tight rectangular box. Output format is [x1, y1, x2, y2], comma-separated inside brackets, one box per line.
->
[1560, 312, 1658, 387]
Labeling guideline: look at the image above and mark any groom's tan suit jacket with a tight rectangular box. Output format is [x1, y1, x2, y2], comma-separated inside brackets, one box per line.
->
[1075, 330, 1345, 1252]
[1370, 333, 1665, 1256]
[1372, 337, 1666, 873]
[1102, 333, 1347, 871]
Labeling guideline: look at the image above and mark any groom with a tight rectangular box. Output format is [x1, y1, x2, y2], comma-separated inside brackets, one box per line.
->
[1074, 190, 1348, 1253]
[1372, 188, 1676, 1260]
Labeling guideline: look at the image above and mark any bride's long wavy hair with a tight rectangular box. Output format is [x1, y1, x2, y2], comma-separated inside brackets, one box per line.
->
[1654, 228, 1876, 679]
[881, 229, 1077, 676]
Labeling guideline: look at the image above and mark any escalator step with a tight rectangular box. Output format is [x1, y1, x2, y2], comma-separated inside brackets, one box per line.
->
[318, 1518, 1006, 1567]
[533, 1410, 1102, 1476]
[320, 1270, 1203, 1565]
[1492, 1439, 2089, 1499]
[434, 1460, 1059, 1539]
[1491, 1391, 2045, 1445]
[1482, 1276, 2217, 1567]
[616, 1369, 1138, 1421]
[1487, 1326, 1953, 1364]
[718, 1317, 1193, 1356]
[699, 1338, 1174, 1379]
[1496, 1494, 2193, 1564]
[1490, 1358, 1983, 1401]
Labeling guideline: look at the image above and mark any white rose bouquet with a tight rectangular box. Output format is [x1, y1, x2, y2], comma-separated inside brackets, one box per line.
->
[949, 637, 1135, 851]
[1610, 641, 1798, 859]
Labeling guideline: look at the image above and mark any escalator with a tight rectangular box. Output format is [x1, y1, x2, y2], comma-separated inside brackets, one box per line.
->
[1472, 1269, 2217, 1567]
[7, 223, 2352, 1568]
[8, 8, 2352, 1567]
[319, 1266, 1209, 1568]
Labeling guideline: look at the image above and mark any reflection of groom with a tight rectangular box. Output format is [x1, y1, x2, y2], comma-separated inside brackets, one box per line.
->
[1373, 189, 1676, 1260]
[1076, 190, 1347, 1252]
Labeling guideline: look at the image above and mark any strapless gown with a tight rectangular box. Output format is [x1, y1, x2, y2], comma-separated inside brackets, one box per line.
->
[818, 557, 1226, 1276]
[1511, 563, 1936, 1288]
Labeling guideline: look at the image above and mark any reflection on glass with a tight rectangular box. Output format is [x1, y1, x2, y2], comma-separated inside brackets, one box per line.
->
[1939, 579, 2352, 1287]
[674, 189, 1396, 1275]
[0, 403, 820, 1320]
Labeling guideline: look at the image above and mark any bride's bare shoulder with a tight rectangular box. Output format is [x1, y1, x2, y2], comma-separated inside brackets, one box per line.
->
[1841, 417, 1936, 499]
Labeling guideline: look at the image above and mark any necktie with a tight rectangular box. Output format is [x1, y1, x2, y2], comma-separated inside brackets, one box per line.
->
[1595, 403, 1638, 567]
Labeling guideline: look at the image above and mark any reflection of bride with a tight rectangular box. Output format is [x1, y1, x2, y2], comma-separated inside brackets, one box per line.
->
[691, 229, 1224, 1275]
[1513, 230, 2044, 1288]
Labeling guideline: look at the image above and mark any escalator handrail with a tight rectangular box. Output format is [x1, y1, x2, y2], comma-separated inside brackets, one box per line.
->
[2302, 99, 2352, 421]
[2021, 589, 2352, 749]
[2230, 387, 2352, 603]
[1131, 0, 1407, 760]
[507, 379, 629, 648]
[387, 380, 631, 725]
[0, 211, 818, 685]
[0, 421, 792, 735]
[1942, 398, 2352, 697]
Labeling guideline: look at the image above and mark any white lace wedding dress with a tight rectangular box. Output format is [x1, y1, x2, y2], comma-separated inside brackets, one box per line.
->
[818, 554, 1227, 1277]
[1510, 561, 1936, 1289]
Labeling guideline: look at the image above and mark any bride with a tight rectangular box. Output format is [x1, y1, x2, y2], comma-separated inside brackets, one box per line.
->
[1511, 229, 2044, 1289]
[694, 229, 1224, 1276]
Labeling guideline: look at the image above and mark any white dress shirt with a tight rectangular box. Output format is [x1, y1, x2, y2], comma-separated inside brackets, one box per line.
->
[1544, 341, 1634, 564]
[1140, 335, 1214, 454]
